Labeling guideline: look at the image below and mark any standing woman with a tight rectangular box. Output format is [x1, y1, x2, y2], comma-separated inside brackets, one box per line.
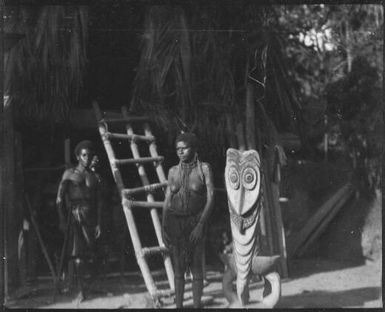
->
[56, 140, 102, 302]
[162, 132, 214, 308]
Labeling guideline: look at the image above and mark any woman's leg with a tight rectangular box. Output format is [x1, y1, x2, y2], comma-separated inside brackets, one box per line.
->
[172, 243, 186, 308]
[74, 257, 85, 300]
[191, 241, 204, 308]
[222, 263, 238, 306]
[72, 222, 87, 301]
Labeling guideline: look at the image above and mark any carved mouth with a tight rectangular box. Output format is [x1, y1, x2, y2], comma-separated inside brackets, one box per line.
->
[228, 195, 262, 235]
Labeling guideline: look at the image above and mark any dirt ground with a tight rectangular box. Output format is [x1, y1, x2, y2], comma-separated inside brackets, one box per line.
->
[5, 256, 382, 309]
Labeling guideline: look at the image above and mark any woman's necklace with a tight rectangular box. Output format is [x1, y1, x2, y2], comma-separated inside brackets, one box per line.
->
[179, 154, 198, 210]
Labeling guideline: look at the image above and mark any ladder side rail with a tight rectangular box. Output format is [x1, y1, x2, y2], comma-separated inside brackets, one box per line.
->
[93, 102, 125, 190]
[93, 101, 158, 299]
[143, 122, 177, 286]
[121, 111, 164, 245]
[122, 107, 175, 291]
[122, 201, 158, 298]
[143, 123, 167, 183]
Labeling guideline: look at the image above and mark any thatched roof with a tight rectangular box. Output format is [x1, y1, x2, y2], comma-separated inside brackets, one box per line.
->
[5, 3, 306, 152]
[4, 5, 88, 126]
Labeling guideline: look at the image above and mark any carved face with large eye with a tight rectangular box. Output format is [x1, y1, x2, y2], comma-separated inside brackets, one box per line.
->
[225, 148, 261, 216]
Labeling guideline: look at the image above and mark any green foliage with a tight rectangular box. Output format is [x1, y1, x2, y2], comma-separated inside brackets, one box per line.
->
[326, 56, 382, 193]
[277, 4, 383, 100]
[277, 5, 382, 157]
[277, 4, 382, 192]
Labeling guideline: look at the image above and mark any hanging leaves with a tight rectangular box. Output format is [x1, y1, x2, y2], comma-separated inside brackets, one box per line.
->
[4, 5, 88, 126]
[130, 4, 308, 152]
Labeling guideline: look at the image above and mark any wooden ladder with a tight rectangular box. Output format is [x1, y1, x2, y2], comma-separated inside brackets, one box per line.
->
[93, 101, 174, 305]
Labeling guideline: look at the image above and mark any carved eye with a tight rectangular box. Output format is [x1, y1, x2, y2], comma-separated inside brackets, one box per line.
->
[228, 166, 240, 190]
[242, 167, 257, 190]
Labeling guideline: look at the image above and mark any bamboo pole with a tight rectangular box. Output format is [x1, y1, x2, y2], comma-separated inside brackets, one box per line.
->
[114, 156, 164, 165]
[0, 24, 4, 304]
[236, 122, 246, 152]
[261, 171, 274, 255]
[143, 123, 167, 183]
[271, 184, 288, 277]
[3, 95, 18, 296]
[245, 83, 256, 151]
[324, 115, 328, 162]
[64, 138, 71, 168]
[296, 185, 354, 257]
[144, 122, 188, 286]
[57, 204, 72, 281]
[24, 194, 58, 285]
[1, 96, 6, 305]
[141, 246, 168, 257]
[15, 132, 27, 285]
[0, 133, 3, 305]
[289, 183, 353, 257]
[122, 182, 168, 196]
[225, 115, 237, 148]
[122, 107, 174, 291]
[105, 132, 154, 142]
[92, 101, 158, 300]
[143, 122, 174, 283]
[245, 82, 272, 256]
[101, 116, 149, 123]
[263, 152, 288, 277]
[127, 201, 164, 209]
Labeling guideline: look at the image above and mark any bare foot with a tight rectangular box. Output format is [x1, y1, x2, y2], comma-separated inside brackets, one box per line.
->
[73, 291, 86, 307]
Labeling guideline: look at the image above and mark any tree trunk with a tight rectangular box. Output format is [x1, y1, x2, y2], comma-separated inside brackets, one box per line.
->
[245, 82, 256, 150]
[0, 9, 5, 303]
[64, 138, 71, 168]
[15, 132, 26, 283]
[3, 97, 19, 292]
[225, 114, 237, 148]
[1, 100, 5, 305]
[345, 20, 352, 73]
[4, 98, 20, 292]
[263, 147, 288, 278]
[236, 122, 246, 152]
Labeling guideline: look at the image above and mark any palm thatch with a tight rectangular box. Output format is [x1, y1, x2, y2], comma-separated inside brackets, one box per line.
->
[4, 5, 88, 126]
[129, 4, 305, 153]
[130, 6, 190, 123]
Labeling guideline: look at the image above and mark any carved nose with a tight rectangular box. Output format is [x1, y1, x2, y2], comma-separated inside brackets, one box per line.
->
[236, 186, 245, 215]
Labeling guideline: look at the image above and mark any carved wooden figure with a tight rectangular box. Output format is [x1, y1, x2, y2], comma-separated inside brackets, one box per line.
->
[224, 148, 281, 308]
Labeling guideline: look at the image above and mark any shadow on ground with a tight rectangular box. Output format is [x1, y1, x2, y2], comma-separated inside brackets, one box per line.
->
[276, 286, 381, 308]
[287, 258, 361, 279]
[6, 273, 150, 309]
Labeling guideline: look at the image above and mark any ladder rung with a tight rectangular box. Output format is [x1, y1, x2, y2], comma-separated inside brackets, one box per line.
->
[152, 280, 211, 299]
[154, 288, 174, 298]
[100, 116, 149, 123]
[142, 246, 168, 257]
[105, 132, 155, 143]
[122, 182, 168, 196]
[114, 156, 164, 165]
[128, 200, 164, 208]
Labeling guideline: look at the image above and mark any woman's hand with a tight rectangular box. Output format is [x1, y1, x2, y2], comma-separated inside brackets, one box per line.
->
[162, 228, 171, 249]
[190, 222, 204, 244]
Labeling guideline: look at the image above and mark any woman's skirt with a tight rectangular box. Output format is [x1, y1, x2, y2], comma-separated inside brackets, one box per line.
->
[163, 210, 204, 272]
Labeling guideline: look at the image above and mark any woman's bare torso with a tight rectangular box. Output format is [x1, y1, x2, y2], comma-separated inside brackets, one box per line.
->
[168, 164, 206, 215]
[65, 168, 99, 203]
